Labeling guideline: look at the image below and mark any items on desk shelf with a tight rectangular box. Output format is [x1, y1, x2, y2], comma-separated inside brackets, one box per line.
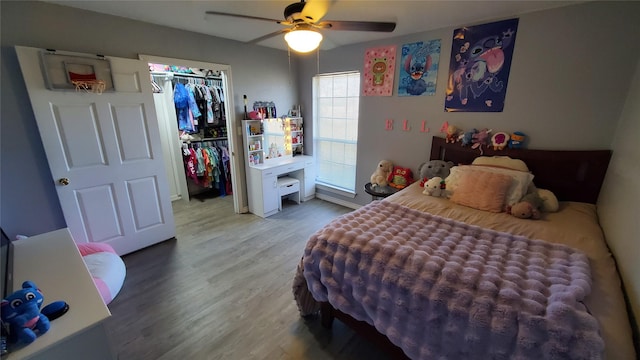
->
[253, 101, 277, 119]
[268, 143, 280, 159]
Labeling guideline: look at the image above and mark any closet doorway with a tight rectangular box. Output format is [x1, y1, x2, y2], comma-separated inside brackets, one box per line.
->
[139, 55, 245, 214]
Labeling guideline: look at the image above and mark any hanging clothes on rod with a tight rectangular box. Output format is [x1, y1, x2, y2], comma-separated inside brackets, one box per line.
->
[172, 74, 226, 134]
[181, 139, 232, 199]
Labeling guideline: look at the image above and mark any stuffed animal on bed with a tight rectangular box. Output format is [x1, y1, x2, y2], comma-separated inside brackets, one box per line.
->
[370, 160, 393, 187]
[388, 166, 414, 189]
[1, 281, 51, 344]
[422, 177, 445, 197]
[417, 160, 454, 187]
[506, 192, 545, 219]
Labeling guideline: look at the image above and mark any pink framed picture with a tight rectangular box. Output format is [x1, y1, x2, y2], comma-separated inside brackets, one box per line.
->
[363, 45, 397, 96]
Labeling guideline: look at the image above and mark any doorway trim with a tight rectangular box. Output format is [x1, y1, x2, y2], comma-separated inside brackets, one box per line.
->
[139, 54, 247, 214]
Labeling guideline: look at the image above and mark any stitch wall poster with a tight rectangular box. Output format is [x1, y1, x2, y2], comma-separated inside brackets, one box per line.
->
[398, 39, 441, 96]
[363, 45, 397, 96]
[445, 18, 519, 112]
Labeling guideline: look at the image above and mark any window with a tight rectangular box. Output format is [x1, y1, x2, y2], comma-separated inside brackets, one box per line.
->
[313, 72, 360, 193]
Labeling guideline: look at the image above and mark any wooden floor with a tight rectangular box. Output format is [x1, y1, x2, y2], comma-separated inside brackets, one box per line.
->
[104, 195, 394, 360]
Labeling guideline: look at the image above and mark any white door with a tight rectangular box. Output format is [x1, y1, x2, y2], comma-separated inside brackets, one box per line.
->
[16, 46, 176, 255]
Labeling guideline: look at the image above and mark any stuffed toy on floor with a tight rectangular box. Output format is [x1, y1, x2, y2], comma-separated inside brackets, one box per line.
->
[1, 281, 50, 345]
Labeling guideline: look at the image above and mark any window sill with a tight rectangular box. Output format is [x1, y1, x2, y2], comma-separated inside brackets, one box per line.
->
[315, 183, 356, 199]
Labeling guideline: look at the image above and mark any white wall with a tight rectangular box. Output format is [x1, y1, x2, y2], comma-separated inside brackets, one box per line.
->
[598, 56, 640, 336]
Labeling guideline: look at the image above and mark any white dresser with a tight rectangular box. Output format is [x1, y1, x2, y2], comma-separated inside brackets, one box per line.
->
[6, 229, 114, 360]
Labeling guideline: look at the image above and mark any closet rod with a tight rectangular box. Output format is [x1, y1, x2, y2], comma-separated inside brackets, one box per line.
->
[182, 137, 228, 143]
[151, 71, 222, 81]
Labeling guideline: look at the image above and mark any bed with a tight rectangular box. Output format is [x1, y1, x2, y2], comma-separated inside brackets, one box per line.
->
[293, 136, 636, 359]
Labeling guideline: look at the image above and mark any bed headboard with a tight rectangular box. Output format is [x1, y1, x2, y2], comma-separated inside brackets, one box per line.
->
[430, 136, 611, 204]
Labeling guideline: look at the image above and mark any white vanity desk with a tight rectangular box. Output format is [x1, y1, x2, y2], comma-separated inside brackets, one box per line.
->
[246, 155, 315, 218]
[7, 228, 114, 360]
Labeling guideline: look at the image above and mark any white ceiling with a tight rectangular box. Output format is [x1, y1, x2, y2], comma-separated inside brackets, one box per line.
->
[43, 0, 581, 51]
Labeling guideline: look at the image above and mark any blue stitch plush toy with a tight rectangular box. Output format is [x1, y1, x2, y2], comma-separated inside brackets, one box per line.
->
[1, 281, 50, 345]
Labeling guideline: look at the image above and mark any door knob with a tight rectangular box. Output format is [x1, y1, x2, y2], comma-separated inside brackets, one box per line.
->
[58, 178, 70, 186]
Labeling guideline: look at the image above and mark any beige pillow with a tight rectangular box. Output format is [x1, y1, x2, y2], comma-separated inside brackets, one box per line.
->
[446, 165, 534, 205]
[472, 156, 529, 172]
[450, 170, 512, 212]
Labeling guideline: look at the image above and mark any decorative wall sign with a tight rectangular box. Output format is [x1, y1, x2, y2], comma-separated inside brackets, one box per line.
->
[363, 45, 397, 96]
[444, 18, 519, 112]
[398, 39, 441, 96]
[40, 51, 114, 92]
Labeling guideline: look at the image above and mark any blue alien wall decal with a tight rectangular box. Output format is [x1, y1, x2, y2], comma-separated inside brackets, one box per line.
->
[445, 18, 519, 112]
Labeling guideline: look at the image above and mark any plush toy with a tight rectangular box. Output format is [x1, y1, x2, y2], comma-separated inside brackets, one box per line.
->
[491, 132, 510, 150]
[537, 188, 559, 212]
[441, 122, 461, 144]
[471, 128, 492, 154]
[370, 160, 394, 187]
[506, 192, 545, 219]
[388, 166, 414, 189]
[422, 177, 445, 196]
[1, 281, 51, 344]
[417, 160, 454, 186]
[460, 128, 478, 147]
[509, 131, 527, 149]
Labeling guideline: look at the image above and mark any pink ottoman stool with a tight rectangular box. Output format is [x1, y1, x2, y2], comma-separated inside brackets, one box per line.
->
[77, 243, 126, 305]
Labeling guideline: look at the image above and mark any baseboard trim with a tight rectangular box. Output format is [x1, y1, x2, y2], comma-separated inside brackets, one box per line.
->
[315, 193, 361, 210]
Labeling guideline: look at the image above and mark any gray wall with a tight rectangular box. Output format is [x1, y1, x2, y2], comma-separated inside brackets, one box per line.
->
[299, 1, 640, 207]
[0, 1, 298, 239]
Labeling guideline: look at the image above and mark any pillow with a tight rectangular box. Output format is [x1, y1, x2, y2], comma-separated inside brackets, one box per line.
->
[449, 170, 512, 212]
[446, 165, 534, 205]
[472, 156, 529, 172]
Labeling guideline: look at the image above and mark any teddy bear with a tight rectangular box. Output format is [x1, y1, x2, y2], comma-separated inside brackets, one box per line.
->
[1, 280, 51, 344]
[370, 159, 393, 187]
[417, 160, 454, 186]
[506, 192, 545, 219]
[422, 177, 445, 196]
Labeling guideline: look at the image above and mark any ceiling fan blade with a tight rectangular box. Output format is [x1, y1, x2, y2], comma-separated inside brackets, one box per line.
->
[317, 20, 396, 32]
[246, 29, 290, 45]
[205, 10, 284, 24]
[300, 0, 333, 23]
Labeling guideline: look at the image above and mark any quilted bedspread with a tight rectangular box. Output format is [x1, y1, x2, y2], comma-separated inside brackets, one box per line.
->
[301, 201, 604, 359]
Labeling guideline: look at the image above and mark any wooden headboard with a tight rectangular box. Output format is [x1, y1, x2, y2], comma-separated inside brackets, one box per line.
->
[430, 136, 612, 204]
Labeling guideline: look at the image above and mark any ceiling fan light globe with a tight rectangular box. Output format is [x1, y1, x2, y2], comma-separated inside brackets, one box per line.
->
[285, 29, 323, 53]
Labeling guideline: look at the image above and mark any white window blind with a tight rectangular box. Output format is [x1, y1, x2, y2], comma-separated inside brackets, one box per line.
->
[313, 72, 360, 192]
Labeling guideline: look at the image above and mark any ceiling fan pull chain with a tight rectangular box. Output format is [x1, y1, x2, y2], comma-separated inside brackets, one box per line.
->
[316, 47, 320, 75]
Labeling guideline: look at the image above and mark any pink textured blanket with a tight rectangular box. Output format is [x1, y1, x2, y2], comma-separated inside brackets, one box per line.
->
[300, 201, 604, 359]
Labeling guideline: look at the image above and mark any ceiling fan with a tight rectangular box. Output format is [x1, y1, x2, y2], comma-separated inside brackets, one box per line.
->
[205, 0, 396, 53]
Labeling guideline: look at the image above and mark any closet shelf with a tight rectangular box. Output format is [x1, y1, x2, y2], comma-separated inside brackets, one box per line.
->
[182, 137, 228, 143]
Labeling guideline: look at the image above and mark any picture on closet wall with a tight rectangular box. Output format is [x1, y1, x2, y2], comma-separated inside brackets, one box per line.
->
[444, 18, 519, 112]
[363, 45, 396, 96]
[398, 39, 441, 97]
